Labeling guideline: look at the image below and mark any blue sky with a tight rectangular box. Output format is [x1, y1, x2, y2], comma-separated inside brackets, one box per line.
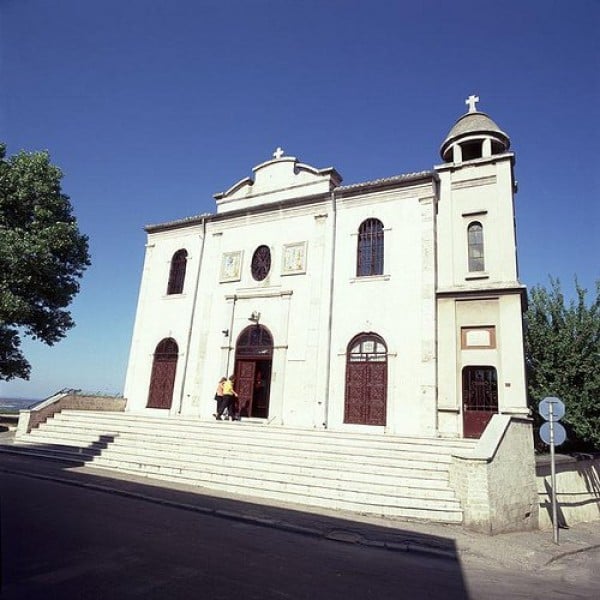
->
[1, 0, 598, 400]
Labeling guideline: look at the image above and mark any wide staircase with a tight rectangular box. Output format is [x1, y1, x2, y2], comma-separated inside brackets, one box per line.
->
[4, 410, 477, 523]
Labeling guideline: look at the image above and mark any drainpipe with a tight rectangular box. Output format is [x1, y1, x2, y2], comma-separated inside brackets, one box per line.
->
[322, 189, 337, 428]
[432, 174, 440, 434]
[178, 218, 207, 414]
[225, 295, 237, 376]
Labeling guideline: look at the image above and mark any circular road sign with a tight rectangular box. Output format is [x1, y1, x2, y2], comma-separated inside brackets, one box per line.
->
[538, 396, 565, 421]
[540, 421, 567, 446]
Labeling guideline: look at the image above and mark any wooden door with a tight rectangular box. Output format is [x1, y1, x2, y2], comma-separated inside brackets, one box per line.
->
[462, 366, 498, 438]
[235, 360, 256, 417]
[345, 362, 387, 426]
[365, 362, 387, 425]
[345, 362, 367, 424]
[147, 339, 178, 409]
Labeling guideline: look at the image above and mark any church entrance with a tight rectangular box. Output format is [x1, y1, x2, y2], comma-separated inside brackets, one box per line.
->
[234, 325, 273, 419]
[147, 338, 178, 409]
[462, 366, 498, 438]
[344, 333, 387, 426]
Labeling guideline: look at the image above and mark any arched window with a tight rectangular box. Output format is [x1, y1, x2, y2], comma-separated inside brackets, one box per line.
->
[147, 338, 179, 409]
[467, 222, 485, 272]
[344, 333, 387, 426]
[167, 249, 188, 295]
[251, 245, 271, 281]
[236, 325, 273, 357]
[357, 219, 384, 276]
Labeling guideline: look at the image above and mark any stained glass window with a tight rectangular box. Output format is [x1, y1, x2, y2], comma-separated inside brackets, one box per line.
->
[251, 245, 271, 281]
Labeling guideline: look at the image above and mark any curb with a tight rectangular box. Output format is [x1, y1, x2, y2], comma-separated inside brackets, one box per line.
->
[544, 543, 600, 566]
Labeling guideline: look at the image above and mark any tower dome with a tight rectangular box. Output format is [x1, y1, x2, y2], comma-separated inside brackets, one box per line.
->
[440, 95, 510, 163]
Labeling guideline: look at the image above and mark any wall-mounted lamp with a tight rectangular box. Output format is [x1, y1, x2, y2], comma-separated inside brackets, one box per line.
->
[221, 329, 229, 337]
[248, 311, 261, 323]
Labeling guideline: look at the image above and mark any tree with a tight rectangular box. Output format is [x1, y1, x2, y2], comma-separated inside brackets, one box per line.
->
[525, 278, 600, 450]
[0, 143, 91, 381]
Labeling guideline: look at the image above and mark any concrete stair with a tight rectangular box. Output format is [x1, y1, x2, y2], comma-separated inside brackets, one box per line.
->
[4, 410, 476, 523]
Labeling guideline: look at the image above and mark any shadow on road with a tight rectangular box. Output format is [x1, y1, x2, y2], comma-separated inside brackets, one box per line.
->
[0, 446, 472, 599]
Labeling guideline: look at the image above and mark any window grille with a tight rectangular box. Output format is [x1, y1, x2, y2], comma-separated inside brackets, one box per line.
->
[357, 219, 384, 276]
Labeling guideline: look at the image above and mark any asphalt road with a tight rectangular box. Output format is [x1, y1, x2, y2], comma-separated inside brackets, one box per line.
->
[0, 472, 597, 599]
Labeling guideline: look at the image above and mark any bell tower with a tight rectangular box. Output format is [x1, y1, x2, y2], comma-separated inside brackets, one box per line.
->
[434, 96, 527, 438]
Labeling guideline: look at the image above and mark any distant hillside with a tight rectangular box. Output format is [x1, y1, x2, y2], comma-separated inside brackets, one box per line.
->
[0, 397, 41, 412]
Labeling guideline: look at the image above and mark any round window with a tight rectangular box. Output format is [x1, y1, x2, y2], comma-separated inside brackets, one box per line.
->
[251, 245, 271, 281]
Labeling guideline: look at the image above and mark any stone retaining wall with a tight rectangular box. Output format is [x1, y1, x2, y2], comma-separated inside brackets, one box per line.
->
[449, 415, 539, 534]
[16, 392, 126, 436]
[537, 454, 600, 528]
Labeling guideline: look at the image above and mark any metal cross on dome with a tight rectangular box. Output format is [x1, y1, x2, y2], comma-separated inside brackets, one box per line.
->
[465, 94, 480, 113]
[272, 147, 285, 159]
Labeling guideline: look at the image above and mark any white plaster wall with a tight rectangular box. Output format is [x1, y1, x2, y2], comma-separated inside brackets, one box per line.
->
[123, 226, 205, 414]
[216, 158, 336, 214]
[436, 155, 518, 291]
[436, 297, 460, 436]
[496, 295, 528, 413]
[435, 151, 526, 437]
[181, 200, 333, 425]
[437, 293, 527, 437]
[125, 147, 525, 439]
[328, 184, 436, 436]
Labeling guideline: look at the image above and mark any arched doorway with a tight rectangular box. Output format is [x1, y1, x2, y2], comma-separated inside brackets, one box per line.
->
[234, 325, 273, 418]
[462, 365, 498, 438]
[344, 333, 387, 426]
[146, 338, 178, 409]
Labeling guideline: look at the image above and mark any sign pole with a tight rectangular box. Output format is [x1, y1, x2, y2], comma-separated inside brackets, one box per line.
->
[549, 402, 558, 544]
[538, 396, 566, 545]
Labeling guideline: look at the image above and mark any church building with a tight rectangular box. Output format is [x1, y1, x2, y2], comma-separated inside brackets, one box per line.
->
[123, 96, 528, 440]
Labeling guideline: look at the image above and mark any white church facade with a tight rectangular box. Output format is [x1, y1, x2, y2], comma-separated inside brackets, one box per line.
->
[123, 96, 528, 440]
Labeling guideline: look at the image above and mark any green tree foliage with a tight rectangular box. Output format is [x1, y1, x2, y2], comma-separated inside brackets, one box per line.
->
[0, 143, 91, 381]
[525, 278, 600, 450]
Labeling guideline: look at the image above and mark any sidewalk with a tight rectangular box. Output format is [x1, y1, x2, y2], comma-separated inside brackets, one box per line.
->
[1, 429, 599, 571]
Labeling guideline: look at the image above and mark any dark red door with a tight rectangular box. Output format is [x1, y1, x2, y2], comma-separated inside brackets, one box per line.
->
[344, 334, 387, 426]
[345, 362, 387, 426]
[236, 360, 256, 417]
[234, 359, 272, 418]
[147, 338, 178, 409]
[345, 362, 368, 424]
[462, 366, 498, 438]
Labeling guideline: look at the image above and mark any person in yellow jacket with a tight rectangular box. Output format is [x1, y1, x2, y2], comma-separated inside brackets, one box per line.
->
[216, 375, 238, 420]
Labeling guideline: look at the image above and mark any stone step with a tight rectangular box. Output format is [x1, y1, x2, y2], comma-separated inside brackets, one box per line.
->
[23, 427, 454, 471]
[41, 416, 471, 461]
[85, 452, 457, 500]
[88, 456, 462, 515]
[12, 441, 451, 491]
[13, 410, 468, 523]
[20, 432, 453, 483]
[2, 441, 462, 516]
[54, 411, 476, 450]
